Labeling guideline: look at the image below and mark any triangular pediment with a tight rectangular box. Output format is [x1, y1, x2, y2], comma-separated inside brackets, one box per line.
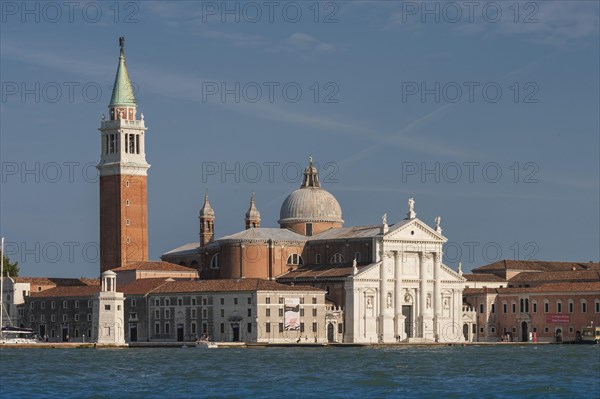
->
[384, 218, 446, 242]
[351, 262, 381, 280]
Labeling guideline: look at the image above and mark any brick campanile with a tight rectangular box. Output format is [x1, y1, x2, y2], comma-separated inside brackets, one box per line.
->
[97, 37, 150, 273]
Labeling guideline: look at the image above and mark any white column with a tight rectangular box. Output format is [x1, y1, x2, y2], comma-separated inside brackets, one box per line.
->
[433, 251, 441, 339]
[419, 252, 426, 318]
[379, 252, 387, 341]
[394, 251, 403, 340]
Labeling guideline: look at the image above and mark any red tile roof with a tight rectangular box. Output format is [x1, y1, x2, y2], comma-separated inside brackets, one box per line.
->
[111, 261, 198, 273]
[509, 270, 600, 283]
[463, 274, 506, 282]
[150, 278, 324, 294]
[12, 277, 100, 287]
[29, 285, 100, 298]
[277, 262, 370, 281]
[473, 260, 600, 273]
[464, 282, 600, 296]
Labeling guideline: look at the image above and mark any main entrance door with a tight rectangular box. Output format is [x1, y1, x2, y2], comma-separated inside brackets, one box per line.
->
[402, 305, 413, 338]
[129, 323, 138, 342]
[39, 324, 46, 339]
[521, 322, 528, 342]
[231, 324, 240, 342]
[177, 324, 184, 342]
[327, 323, 335, 342]
[463, 324, 469, 341]
[62, 325, 69, 342]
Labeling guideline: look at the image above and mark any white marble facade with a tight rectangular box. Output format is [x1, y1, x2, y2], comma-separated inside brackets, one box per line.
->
[344, 204, 466, 343]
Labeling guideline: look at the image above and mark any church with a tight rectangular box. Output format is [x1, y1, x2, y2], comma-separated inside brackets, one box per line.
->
[163, 159, 468, 342]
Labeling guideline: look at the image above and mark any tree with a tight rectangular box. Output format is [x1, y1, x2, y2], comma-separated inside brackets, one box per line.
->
[1, 251, 19, 277]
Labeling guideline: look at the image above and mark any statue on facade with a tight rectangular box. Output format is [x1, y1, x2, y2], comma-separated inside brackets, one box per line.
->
[457, 261, 463, 276]
[387, 292, 393, 308]
[382, 213, 387, 225]
[426, 293, 432, 309]
[352, 258, 358, 275]
[435, 216, 442, 233]
[407, 197, 416, 219]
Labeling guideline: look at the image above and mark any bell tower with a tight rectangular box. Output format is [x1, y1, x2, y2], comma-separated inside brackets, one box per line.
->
[245, 193, 261, 229]
[199, 193, 215, 248]
[98, 37, 150, 273]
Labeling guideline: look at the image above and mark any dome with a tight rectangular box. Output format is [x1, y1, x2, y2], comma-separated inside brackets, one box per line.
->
[279, 187, 343, 224]
[278, 157, 343, 225]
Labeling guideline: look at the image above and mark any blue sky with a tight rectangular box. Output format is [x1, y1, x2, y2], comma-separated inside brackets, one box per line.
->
[1, 1, 598, 277]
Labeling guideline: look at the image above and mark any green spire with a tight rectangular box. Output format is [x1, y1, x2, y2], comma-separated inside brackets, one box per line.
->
[109, 37, 136, 107]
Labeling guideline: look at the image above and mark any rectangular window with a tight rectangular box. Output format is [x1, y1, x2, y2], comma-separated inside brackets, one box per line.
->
[306, 223, 313, 236]
[191, 298, 197, 306]
[247, 297, 252, 305]
[220, 309, 224, 317]
[191, 309, 197, 318]
[221, 298, 225, 305]
[51, 314, 55, 322]
[131, 299, 136, 307]
[279, 323, 284, 333]
[177, 298, 183, 306]
[315, 254, 321, 264]
[202, 323, 208, 334]
[300, 298, 304, 304]
[300, 308, 305, 317]
[202, 297, 207, 306]
[502, 303, 507, 313]
[155, 323, 160, 334]
[544, 302, 549, 313]
[568, 302, 573, 313]
[279, 297, 284, 304]
[479, 304, 484, 313]
[312, 297, 317, 304]
[75, 300, 79, 309]
[88, 300, 92, 308]
[165, 299, 170, 307]
[155, 309, 160, 319]
[105, 305, 111, 311]
[30, 302, 34, 310]
[312, 308, 317, 317]
[582, 302, 587, 313]
[74, 329, 79, 338]
[220, 323, 225, 334]
[247, 323, 252, 333]
[51, 301, 55, 309]
[155, 298, 160, 306]
[165, 323, 170, 334]
[312, 322, 317, 332]
[266, 308, 270, 317]
[279, 308, 283, 317]
[300, 323, 305, 333]
[338, 324, 343, 334]
[75, 314, 80, 322]
[491, 304, 495, 314]
[544, 326, 549, 333]
[512, 303, 516, 314]
[191, 323, 196, 334]
[40, 315, 45, 323]
[266, 297, 271, 304]
[62, 314, 67, 322]
[87, 314, 92, 322]
[234, 298, 238, 305]
[533, 303, 537, 313]
[557, 302, 562, 313]
[165, 309, 170, 319]
[41, 301, 45, 309]
[202, 309, 207, 318]
[266, 323, 271, 333]
[596, 302, 600, 313]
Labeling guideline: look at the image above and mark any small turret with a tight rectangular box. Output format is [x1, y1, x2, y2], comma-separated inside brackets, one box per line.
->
[245, 193, 261, 229]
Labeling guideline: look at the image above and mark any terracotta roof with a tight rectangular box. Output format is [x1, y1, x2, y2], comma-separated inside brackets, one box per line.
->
[463, 274, 506, 282]
[473, 260, 600, 272]
[278, 262, 370, 280]
[464, 282, 600, 295]
[509, 270, 600, 283]
[12, 277, 100, 286]
[119, 278, 176, 295]
[150, 278, 323, 294]
[111, 261, 198, 273]
[29, 285, 100, 298]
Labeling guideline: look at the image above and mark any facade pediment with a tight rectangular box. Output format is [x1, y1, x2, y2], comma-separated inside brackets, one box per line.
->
[384, 218, 446, 243]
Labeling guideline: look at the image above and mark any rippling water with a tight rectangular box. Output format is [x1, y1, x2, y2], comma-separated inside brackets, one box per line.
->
[1, 345, 599, 398]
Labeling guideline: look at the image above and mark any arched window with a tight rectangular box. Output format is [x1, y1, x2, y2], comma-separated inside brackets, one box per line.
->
[286, 254, 303, 265]
[581, 299, 587, 313]
[556, 300, 562, 313]
[330, 253, 344, 263]
[210, 254, 220, 269]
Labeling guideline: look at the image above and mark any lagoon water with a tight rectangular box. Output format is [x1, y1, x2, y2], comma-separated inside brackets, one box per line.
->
[1, 345, 599, 398]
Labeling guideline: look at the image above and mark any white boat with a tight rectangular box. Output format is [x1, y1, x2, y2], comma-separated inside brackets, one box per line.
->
[196, 339, 218, 349]
[1, 326, 38, 344]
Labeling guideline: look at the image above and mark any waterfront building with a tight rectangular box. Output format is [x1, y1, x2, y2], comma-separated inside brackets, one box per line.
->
[463, 260, 600, 342]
